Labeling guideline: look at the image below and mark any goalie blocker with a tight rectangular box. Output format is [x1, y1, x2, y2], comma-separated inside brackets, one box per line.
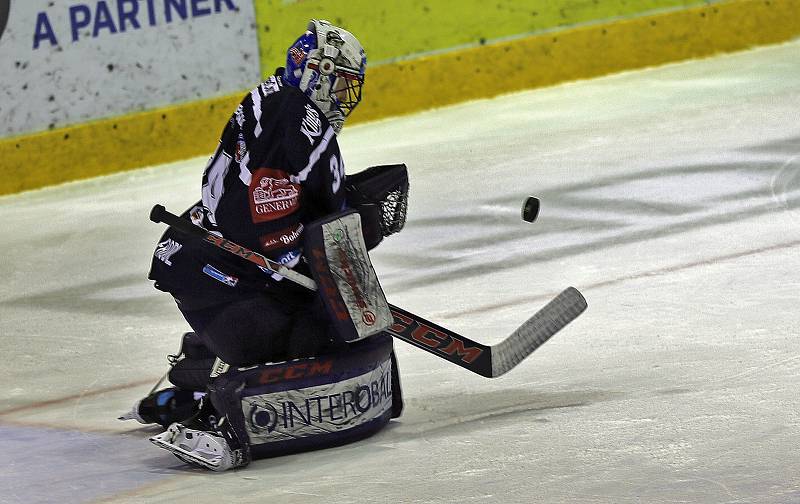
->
[305, 209, 393, 342]
[304, 163, 408, 343]
[303, 162, 409, 343]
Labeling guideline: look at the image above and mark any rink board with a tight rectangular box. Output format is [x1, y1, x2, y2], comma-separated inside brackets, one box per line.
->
[1, 0, 799, 196]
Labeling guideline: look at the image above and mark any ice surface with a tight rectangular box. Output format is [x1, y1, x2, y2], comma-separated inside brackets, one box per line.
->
[1, 40, 799, 503]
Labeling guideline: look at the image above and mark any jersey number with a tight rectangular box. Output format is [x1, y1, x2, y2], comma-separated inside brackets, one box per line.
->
[330, 155, 344, 193]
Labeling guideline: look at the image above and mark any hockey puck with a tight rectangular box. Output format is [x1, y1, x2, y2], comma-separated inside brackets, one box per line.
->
[521, 196, 540, 223]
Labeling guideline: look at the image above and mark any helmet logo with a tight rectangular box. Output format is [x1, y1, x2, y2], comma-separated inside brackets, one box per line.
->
[289, 46, 306, 66]
[318, 58, 335, 76]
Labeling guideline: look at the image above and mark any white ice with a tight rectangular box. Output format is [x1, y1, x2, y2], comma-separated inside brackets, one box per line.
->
[1, 40, 799, 504]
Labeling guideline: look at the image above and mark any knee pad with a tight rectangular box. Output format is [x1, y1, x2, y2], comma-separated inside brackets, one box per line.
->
[168, 357, 217, 391]
[165, 332, 217, 391]
[208, 332, 402, 459]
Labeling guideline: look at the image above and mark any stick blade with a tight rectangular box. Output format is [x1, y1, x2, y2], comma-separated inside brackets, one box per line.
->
[490, 287, 587, 377]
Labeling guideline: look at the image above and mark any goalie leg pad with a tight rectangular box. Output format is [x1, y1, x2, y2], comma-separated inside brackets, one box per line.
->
[245, 332, 399, 458]
[150, 334, 401, 469]
[206, 332, 400, 460]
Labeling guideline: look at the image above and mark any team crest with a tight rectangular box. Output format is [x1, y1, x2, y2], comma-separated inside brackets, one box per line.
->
[154, 239, 182, 266]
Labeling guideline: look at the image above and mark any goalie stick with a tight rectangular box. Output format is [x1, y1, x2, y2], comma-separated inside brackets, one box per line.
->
[149, 204, 587, 377]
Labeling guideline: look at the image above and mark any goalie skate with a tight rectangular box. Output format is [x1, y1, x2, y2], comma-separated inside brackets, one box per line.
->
[149, 422, 243, 471]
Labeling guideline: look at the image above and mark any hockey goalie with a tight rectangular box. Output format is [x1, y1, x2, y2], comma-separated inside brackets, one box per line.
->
[119, 19, 410, 471]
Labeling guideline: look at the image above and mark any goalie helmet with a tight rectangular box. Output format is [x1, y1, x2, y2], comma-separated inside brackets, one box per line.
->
[283, 19, 366, 133]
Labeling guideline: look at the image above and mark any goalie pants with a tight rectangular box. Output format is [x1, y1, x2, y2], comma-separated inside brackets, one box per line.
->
[171, 291, 346, 391]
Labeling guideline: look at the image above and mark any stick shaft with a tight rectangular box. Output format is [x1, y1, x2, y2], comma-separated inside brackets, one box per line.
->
[149, 204, 584, 377]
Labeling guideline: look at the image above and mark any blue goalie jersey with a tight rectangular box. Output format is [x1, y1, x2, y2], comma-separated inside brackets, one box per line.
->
[149, 72, 347, 309]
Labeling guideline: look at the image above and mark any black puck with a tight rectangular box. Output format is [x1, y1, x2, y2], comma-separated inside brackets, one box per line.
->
[522, 196, 540, 223]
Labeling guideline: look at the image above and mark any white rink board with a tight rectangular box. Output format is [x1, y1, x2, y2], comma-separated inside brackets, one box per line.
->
[0, 0, 259, 136]
[0, 40, 799, 503]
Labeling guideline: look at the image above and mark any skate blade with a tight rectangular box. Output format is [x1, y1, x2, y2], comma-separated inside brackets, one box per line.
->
[149, 433, 225, 471]
[117, 399, 145, 423]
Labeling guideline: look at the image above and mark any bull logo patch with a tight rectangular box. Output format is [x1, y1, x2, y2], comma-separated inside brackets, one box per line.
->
[249, 168, 300, 223]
